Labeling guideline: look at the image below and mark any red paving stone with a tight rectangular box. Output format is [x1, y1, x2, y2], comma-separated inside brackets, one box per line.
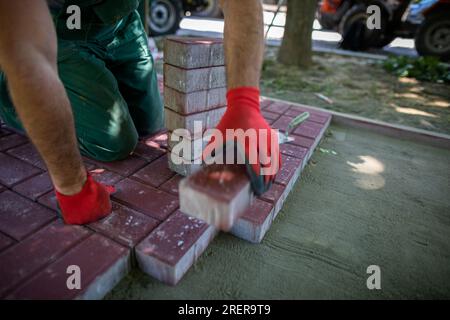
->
[0, 220, 90, 298]
[0, 134, 28, 151]
[86, 154, 147, 177]
[261, 110, 280, 121]
[132, 154, 175, 188]
[136, 210, 215, 285]
[88, 168, 124, 186]
[12, 172, 53, 201]
[113, 178, 179, 221]
[133, 141, 166, 162]
[259, 183, 285, 204]
[0, 127, 12, 138]
[271, 115, 294, 131]
[280, 143, 308, 159]
[0, 85, 331, 295]
[293, 121, 324, 139]
[8, 233, 129, 300]
[285, 106, 332, 124]
[0, 191, 55, 241]
[0, 233, 14, 252]
[7, 143, 47, 170]
[0, 153, 42, 187]
[89, 202, 159, 248]
[289, 134, 316, 149]
[264, 101, 290, 114]
[160, 174, 183, 196]
[275, 155, 303, 186]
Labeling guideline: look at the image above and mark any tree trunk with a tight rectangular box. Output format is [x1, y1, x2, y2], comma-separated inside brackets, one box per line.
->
[278, 0, 317, 68]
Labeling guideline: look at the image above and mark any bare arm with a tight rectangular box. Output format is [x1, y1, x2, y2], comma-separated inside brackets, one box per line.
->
[0, 0, 86, 195]
[219, 0, 264, 89]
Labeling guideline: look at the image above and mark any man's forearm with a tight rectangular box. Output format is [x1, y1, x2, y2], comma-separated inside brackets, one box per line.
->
[220, 0, 265, 89]
[0, 0, 86, 194]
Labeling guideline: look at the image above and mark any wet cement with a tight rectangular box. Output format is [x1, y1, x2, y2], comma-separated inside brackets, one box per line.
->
[106, 124, 450, 299]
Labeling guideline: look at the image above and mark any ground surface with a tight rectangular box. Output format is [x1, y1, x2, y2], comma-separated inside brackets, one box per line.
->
[106, 124, 450, 299]
[261, 48, 450, 135]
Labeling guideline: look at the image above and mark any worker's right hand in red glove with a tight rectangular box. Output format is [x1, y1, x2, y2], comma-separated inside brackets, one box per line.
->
[203, 87, 281, 196]
[55, 173, 115, 225]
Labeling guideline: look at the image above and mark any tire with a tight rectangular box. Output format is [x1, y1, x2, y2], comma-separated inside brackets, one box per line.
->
[339, 3, 394, 49]
[147, 0, 182, 36]
[192, 0, 222, 18]
[415, 10, 450, 61]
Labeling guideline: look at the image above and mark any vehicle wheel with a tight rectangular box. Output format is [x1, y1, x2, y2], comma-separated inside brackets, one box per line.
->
[339, 3, 394, 49]
[147, 0, 182, 36]
[415, 10, 450, 61]
[192, 0, 222, 18]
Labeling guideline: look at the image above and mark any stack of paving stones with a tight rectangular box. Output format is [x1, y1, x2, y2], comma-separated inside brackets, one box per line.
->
[163, 36, 227, 176]
[0, 44, 331, 298]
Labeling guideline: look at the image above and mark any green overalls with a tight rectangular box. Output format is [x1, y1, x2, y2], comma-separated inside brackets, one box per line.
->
[0, 0, 164, 161]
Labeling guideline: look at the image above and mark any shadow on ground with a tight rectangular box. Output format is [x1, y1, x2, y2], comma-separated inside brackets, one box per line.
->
[106, 124, 450, 299]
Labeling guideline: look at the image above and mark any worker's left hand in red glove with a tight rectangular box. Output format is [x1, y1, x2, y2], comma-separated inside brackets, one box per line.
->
[203, 87, 281, 196]
[55, 173, 115, 225]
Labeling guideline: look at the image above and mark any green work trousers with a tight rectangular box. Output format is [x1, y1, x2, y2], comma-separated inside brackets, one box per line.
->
[0, 10, 163, 162]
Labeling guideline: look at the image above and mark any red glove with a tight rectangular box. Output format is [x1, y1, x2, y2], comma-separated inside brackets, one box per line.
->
[204, 87, 280, 195]
[55, 173, 115, 225]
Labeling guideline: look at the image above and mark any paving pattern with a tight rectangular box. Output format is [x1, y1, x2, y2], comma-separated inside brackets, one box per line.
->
[0, 91, 330, 299]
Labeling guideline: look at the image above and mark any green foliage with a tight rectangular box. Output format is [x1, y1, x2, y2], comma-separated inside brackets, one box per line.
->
[382, 55, 450, 84]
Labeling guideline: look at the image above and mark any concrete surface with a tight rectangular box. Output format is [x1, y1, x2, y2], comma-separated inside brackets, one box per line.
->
[106, 124, 450, 299]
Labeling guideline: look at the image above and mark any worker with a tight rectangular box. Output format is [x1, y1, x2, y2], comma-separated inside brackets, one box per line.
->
[0, 0, 280, 225]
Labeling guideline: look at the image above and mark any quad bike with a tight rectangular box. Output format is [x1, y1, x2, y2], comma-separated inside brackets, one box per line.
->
[414, 0, 450, 60]
[318, 0, 450, 60]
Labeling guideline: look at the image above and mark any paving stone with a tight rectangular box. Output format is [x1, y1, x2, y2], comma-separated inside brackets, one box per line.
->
[113, 178, 178, 221]
[289, 134, 316, 149]
[85, 154, 147, 177]
[164, 107, 226, 139]
[136, 210, 217, 285]
[0, 126, 12, 138]
[271, 115, 294, 131]
[264, 101, 290, 114]
[89, 202, 159, 248]
[293, 121, 324, 139]
[261, 110, 280, 122]
[164, 64, 226, 93]
[0, 220, 89, 297]
[168, 154, 203, 176]
[133, 141, 166, 162]
[12, 172, 53, 201]
[0, 233, 14, 252]
[0, 190, 55, 241]
[0, 153, 42, 187]
[164, 36, 224, 69]
[259, 183, 285, 206]
[37, 191, 58, 211]
[88, 168, 124, 186]
[160, 174, 183, 196]
[0, 134, 28, 151]
[285, 106, 332, 124]
[7, 143, 46, 170]
[168, 131, 210, 161]
[260, 98, 274, 110]
[132, 154, 175, 188]
[164, 86, 226, 114]
[280, 143, 308, 159]
[179, 164, 253, 231]
[231, 199, 274, 243]
[275, 155, 302, 186]
[8, 233, 130, 300]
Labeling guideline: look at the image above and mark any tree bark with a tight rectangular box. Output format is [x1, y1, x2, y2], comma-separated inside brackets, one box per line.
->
[278, 0, 318, 68]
